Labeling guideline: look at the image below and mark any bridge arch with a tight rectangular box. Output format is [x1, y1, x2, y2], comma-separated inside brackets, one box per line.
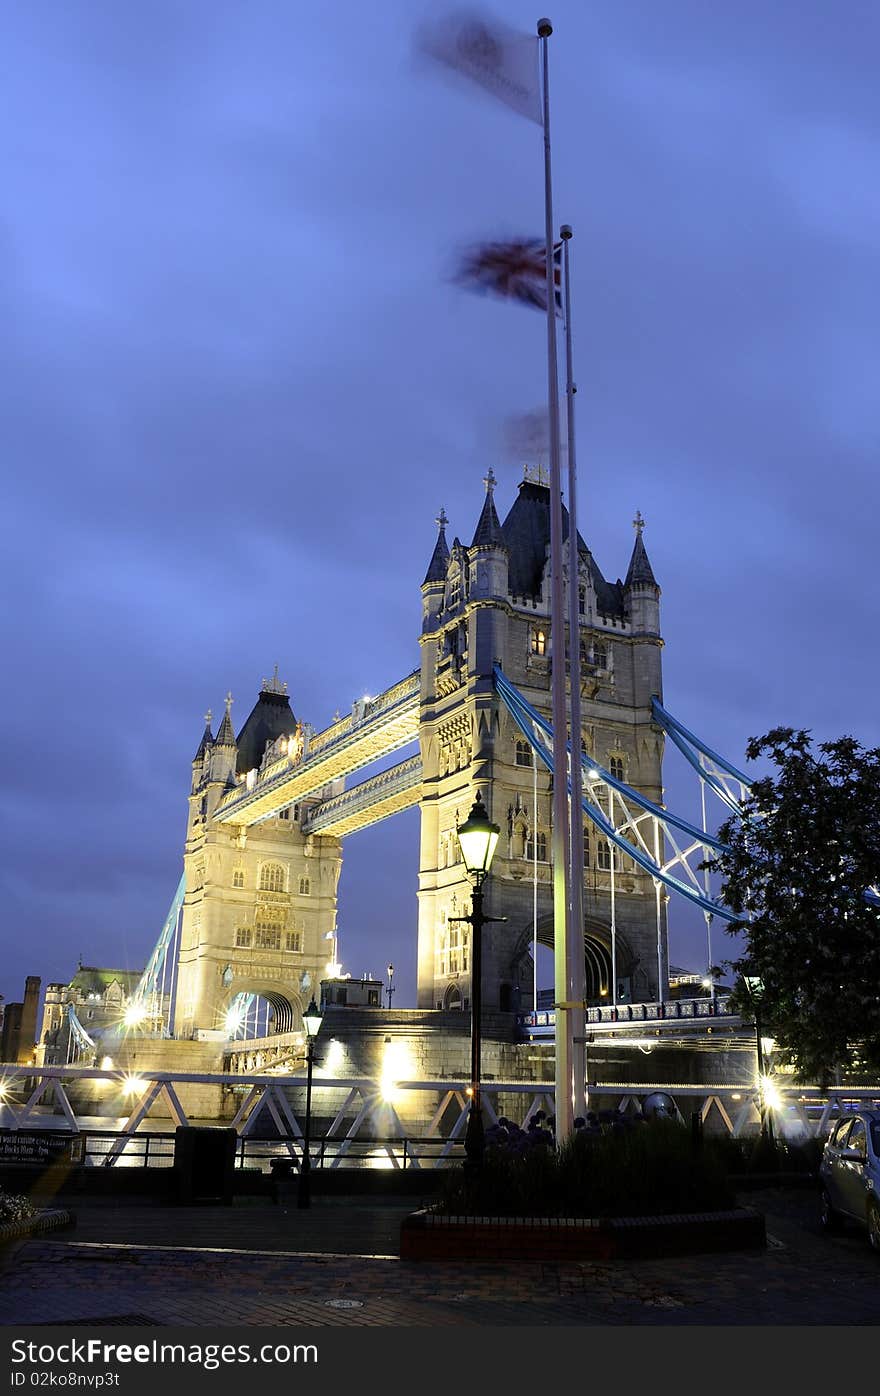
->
[509, 916, 637, 1004]
[223, 986, 303, 1040]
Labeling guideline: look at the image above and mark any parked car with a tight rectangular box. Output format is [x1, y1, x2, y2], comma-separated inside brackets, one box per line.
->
[819, 1110, 880, 1250]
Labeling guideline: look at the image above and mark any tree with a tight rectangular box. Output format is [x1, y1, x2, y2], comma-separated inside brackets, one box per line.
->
[712, 728, 880, 1082]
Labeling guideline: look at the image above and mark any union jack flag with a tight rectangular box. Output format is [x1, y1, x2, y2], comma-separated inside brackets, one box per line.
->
[455, 238, 562, 316]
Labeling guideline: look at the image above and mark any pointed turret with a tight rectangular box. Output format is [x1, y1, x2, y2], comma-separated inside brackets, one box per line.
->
[624, 510, 658, 590]
[422, 507, 450, 585]
[193, 710, 214, 763]
[421, 508, 450, 634]
[214, 693, 236, 748]
[209, 692, 238, 787]
[470, 469, 507, 549]
[624, 511, 661, 699]
[191, 710, 214, 793]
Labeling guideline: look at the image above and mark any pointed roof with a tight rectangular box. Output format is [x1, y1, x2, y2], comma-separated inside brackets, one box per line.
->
[624, 511, 658, 589]
[235, 681, 298, 775]
[422, 508, 450, 586]
[193, 710, 213, 763]
[214, 693, 237, 749]
[470, 468, 507, 549]
[501, 477, 625, 616]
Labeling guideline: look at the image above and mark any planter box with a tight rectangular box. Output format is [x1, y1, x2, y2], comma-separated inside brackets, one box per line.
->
[400, 1206, 765, 1262]
[0, 1208, 75, 1246]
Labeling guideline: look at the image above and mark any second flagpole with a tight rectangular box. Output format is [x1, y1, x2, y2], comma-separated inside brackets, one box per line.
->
[561, 223, 587, 1121]
[538, 17, 575, 1142]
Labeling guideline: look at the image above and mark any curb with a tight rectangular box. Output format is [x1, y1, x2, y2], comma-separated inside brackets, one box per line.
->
[0, 1210, 76, 1246]
[400, 1206, 766, 1262]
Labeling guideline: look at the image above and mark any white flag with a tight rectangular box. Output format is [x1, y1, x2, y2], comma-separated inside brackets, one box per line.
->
[419, 9, 542, 125]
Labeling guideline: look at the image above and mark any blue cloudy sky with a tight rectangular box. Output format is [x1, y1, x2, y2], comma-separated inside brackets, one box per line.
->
[2, 1, 878, 1012]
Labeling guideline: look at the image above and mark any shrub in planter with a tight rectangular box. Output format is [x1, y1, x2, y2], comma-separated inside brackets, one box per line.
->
[0, 1189, 36, 1227]
[438, 1117, 736, 1218]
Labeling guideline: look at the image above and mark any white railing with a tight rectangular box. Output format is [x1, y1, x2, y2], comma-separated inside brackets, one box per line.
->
[1, 1064, 878, 1167]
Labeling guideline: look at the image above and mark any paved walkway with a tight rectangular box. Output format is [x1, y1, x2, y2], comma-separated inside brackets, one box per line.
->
[1, 1191, 878, 1326]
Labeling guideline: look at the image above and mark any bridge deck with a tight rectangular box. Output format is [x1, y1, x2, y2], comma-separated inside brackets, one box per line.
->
[214, 672, 419, 827]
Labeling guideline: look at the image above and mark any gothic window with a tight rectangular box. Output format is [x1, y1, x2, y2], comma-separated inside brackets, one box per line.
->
[232, 870, 245, 889]
[583, 829, 591, 866]
[235, 927, 252, 948]
[448, 572, 461, 609]
[299, 877, 311, 896]
[278, 806, 290, 820]
[580, 637, 588, 664]
[592, 642, 609, 670]
[609, 755, 625, 782]
[259, 862, 285, 893]
[526, 830, 548, 862]
[597, 840, 618, 872]
[293, 804, 301, 821]
[578, 585, 586, 616]
[530, 627, 547, 657]
[285, 930, 302, 952]
[448, 922, 461, 973]
[515, 739, 533, 767]
[255, 925, 282, 950]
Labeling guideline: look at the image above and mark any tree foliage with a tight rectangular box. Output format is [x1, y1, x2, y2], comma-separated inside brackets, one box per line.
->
[712, 728, 880, 1081]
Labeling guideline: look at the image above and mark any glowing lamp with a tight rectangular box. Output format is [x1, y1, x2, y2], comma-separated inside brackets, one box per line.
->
[302, 997, 323, 1040]
[456, 793, 500, 881]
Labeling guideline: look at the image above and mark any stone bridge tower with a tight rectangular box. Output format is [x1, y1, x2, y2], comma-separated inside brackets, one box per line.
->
[173, 676, 342, 1039]
[416, 470, 666, 1013]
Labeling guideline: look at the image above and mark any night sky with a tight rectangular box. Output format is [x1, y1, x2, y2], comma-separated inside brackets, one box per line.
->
[3, 2, 878, 1015]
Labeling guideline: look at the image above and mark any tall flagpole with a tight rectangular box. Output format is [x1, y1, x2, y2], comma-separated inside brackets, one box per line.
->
[561, 224, 587, 1120]
[538, 17, 574, 1142]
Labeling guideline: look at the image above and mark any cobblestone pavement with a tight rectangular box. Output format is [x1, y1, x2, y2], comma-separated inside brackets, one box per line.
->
[1, 1191, 878, 1326]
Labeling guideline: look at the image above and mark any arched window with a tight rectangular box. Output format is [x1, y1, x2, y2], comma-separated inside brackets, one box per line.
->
[597, 840, 618, 872]
[527, 830, 548, 862]
[609, 755, 625, 782]
[235, 927, 252, 948]
[530, 626, 547, 656]
[255, 908, 283, 950]
[232, 869, 245, 889]
[579, 637, 588, 664]
[285, 930, 302, 952]
[259, 863, 285, 893]
[583, 829, 591, 866]
[578, 585, 586, 616]
[592, 642, 608, 670]
[299, 876, 310, 896]
[515, 739, 533, 767]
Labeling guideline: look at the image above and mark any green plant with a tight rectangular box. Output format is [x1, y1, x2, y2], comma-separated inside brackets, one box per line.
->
[0, 1189, 35, 1226]
[438, 1119, 736, 1218]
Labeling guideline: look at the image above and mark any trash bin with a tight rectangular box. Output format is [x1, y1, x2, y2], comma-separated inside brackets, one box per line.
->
[173, 1126, 236, 1205]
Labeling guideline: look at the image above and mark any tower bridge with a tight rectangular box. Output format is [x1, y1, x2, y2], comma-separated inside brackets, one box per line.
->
[114, 469, 686, 1052]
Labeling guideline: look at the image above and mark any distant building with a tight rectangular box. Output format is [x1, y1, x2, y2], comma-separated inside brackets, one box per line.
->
[320, 976, 384, 1009]
[38, 966, 142, 1065]
[1, 976, 41, 1065]
[667, 966, 711, 1000]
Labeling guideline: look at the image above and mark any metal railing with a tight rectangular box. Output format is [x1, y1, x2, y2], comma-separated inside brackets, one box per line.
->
[2, 1065, 879, 1163]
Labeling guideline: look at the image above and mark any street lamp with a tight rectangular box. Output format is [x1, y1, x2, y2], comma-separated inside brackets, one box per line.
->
[297, 995, 323, 1209]
[450, 792, 504, 1169]
[386, 963, 395, 1009]
[740, 973, 775, 1146]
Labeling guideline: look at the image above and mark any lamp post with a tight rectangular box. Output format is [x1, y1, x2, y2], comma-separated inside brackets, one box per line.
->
[297, 996, 323, 1209]
[450, 792, 504, 1169]
[741, 973, 774, 1146]
[386, 963, 395, 1010]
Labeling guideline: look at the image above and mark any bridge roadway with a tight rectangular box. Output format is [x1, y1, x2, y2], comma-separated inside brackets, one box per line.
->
[214, 670, 419, 832]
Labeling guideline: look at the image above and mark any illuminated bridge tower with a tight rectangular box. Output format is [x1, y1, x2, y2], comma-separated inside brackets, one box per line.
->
[417, 470, 667, 1013]
[173, 676, 342, 1039]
